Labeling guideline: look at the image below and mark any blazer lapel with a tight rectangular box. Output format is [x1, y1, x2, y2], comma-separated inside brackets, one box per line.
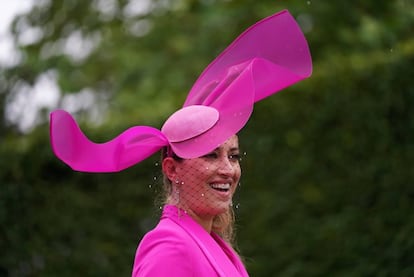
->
[163, 205, 248, 277]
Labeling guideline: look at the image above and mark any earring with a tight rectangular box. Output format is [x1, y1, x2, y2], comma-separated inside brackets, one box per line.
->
[175, 188, 180, 204]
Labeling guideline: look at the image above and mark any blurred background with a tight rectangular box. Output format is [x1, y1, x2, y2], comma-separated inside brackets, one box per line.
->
[1, 0, 413, 276]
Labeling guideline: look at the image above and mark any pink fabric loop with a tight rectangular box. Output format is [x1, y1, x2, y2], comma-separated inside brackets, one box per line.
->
[170, 62, 255, 159]
[50, 110, 168, 172]
[184, 9, 312, 107]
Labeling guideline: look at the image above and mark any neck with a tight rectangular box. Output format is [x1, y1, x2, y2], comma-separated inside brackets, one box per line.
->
[167, 199, 214, 233]
[185, 208, 214, 233]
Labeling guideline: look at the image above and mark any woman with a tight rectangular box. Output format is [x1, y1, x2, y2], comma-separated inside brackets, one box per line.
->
[49, 9, 312, 277]
[132, 135, 246, 276]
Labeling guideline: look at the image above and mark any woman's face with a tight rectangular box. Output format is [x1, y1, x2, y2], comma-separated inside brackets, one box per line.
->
[165, 135, 241, 217]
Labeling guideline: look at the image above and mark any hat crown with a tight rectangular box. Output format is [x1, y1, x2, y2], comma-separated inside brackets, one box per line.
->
[161, 105, 219, 143]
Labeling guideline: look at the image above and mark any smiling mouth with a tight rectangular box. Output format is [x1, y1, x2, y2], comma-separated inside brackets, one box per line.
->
[210, 183, 231, 192]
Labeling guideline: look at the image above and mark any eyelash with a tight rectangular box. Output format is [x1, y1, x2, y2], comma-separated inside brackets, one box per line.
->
[202, 153, 241, 162]
[229, 154, 241, 161]
[203, 153, 218, 159]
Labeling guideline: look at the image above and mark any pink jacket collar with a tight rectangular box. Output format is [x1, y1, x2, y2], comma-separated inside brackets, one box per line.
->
[162, 205, 249, 277]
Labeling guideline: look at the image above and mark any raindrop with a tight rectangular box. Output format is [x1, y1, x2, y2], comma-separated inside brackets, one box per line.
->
[390, 48, 393, 53]
[148, 184, 152, 189]
[307, 0, 311, 5]
[155, 162, 159, 166]
[235, 203, 240, 209]
[201, 193, 205, 197]
[153, 176, 157, 181]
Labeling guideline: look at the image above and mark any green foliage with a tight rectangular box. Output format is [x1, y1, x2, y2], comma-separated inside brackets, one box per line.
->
[238, 41, 414, 276]
[1, 0, 414, 276]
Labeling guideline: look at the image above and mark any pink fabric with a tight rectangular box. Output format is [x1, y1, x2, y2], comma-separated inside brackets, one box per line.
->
[184, 10, 312, 106]
[50, 110, 168, 172]
[49, 9, 312, 172]
[161, 105, 219, 143]
[132, 205, 249, 277]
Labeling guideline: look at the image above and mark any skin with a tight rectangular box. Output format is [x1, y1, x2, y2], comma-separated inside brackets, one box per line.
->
[162, 135, 241, 233]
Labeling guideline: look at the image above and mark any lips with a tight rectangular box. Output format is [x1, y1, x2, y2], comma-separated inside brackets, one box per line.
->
[209, 183, 231, 192]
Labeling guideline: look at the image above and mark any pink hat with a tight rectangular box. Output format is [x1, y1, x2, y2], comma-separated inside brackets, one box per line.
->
[50, 9, 312, 172]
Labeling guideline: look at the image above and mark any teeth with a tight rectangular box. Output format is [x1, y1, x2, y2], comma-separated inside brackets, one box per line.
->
[210, 183, 230, 190]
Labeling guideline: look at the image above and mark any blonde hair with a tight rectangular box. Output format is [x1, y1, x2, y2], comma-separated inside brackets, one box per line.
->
[212, 205, 236, 244]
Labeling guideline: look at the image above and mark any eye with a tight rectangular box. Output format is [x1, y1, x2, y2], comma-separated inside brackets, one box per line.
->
[229, 154, 241, 162]
[202, 152, 218, 159]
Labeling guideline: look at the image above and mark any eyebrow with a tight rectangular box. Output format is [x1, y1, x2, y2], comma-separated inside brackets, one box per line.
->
[214, 146, 239, 152]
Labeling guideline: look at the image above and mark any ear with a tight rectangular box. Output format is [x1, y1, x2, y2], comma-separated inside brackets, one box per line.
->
[162, 157, 178, 182]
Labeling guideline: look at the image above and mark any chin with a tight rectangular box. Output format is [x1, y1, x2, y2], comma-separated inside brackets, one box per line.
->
[212, 203, 232, 215]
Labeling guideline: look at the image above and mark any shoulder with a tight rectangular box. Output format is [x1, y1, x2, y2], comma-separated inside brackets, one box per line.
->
[139, 218, 195, 253]
[132, 218, 198, 276]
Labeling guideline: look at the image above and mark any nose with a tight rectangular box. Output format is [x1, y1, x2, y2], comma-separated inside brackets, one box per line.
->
[217, 156, 235, 176]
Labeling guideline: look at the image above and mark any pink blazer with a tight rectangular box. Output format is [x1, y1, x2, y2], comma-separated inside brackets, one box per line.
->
[132, 205, 249, 276]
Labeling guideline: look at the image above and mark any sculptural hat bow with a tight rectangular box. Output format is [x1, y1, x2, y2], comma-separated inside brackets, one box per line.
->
[50, 10, 312, 172]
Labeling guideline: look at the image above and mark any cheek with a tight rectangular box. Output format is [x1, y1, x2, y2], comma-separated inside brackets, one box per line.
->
[179, 164, 209, 184]
[231, 164, 241, 191]
[235, 164, 241, 179]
